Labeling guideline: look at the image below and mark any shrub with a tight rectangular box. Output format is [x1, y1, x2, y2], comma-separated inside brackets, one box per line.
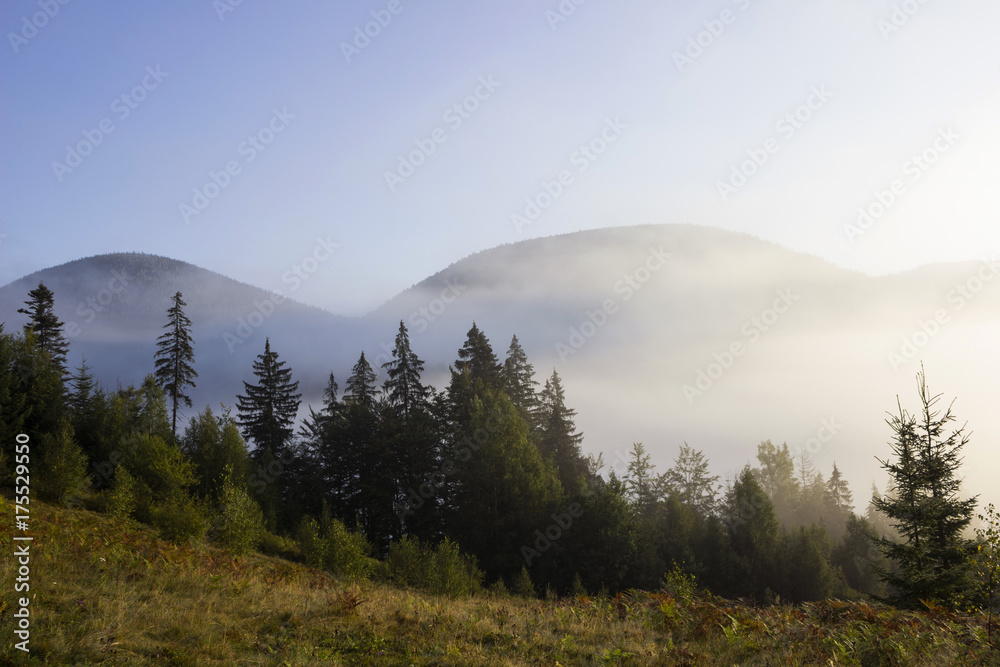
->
[258, 530, 300, 560]
[297, 516, 327, 569]
[512, 566, 536, 598]
[151, 492, 207, 544]
[325, 518, 377, 580]
[107, 467, 137, 523]
[213, 473, 264, 556]
[35, 421, 88, 504]
[387, 537, 483, 596]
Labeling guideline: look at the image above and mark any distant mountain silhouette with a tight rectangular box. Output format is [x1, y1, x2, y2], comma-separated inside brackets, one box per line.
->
[3, 226, 998, 502]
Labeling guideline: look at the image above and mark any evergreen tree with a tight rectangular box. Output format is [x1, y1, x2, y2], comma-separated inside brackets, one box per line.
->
[381, 324, 441, 542]
[662, 443, 720, 517]
[722, 466, 782, 601]
[832, 514, 887, 598]
[753, 440, 799, 526]
[872, 367, 978, 608]
[66, 358, 105, 460]
[382, 321, 430, 420]
[153, 292, 198, 441]
[450, 323, 502, 401]
[17, 281, 69, 374]
[536, 370, 587, 493]
[236, 338, 301, 463]
[0, 326, 29, 458]
[623, 442, 665, 515]
[501, 335, 539, 427]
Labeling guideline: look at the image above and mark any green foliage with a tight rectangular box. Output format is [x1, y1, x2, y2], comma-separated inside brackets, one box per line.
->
[183, 408, 250, 499]
[151, 492, 207, 544]
[386, 536, 483, 596]
[660, 563, 698, 602]
[107, 467, 137, 523]
[963, 503, 1000, 640]
[873, 367, 978, 609]
[119, 432, 197, 520]
[153, 291, 198, 441]
[17, 281, 70, 374]
[296, 515, 377, 580]
[512, 565, 536, 598]
[35, 420, 88, 504]
[213, 470, 264, 556]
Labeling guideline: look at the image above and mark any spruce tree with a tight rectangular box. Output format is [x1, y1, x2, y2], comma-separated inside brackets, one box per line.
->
[872, 367, 978, 608]
[382, 321, 430, 421]
[536, 369, 587, 493]
[18, 282, 69, 374]
[501, 335, 539, 427]
[452, 322, 502, 392]
[236, 338, 301, 464]
[153, 292, 198, 441]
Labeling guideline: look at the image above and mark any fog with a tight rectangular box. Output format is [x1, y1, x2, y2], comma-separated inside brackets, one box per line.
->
[2, 225, 997, 510]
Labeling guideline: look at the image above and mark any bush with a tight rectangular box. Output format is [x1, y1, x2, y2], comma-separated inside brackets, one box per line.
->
[512, 566, 536, 598]
[35, 421, 88, 504]
[387, 536, 483, 597]
[325, 518, 377, 580]
[296, 516, 377, 580]
[297, 516, 327, 569]
[213, 474, 264, 556]
[151, 492, 207, 544]
[107, 467, 137, 523]
[258, 530, 301, 560]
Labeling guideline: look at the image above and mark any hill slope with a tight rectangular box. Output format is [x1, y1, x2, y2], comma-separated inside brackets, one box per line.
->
[2, 495, 996, 665]
[2, 226, 999, 503]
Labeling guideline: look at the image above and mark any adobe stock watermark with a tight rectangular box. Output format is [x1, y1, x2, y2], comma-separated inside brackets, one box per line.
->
[179, 106, 294, 224]
[212, 0, 245, 21]
[384, 76, 501, 192]
[52, 65, 169, 183]
[395, 407, 509, 523]
[63, 269, 132, 338]
[790, 417, 843, 468]
[511, 117, 627, 234]
[373, 278, 467, 369]
[887, 255, 999, 371]
[843, 126, 958, 244]
[673, 0, 753, 73]
[521, 448, 628, 566]
[340, 0, 414, 64]
[8, 0, 72, 54]
[682, 288, 799, 404]
[223, 235, 339, 353]
[544, 0, 592, 31]
[716, 85, 832, 202]
[556, 246, 670, 362]
[877, 0, 934, 40]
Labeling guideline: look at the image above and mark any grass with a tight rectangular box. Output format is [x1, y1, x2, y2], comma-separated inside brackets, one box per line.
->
[2, 495, 998, 665]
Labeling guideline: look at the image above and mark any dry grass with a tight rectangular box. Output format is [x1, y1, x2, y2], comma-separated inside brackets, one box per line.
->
[2, 496, 998, 665]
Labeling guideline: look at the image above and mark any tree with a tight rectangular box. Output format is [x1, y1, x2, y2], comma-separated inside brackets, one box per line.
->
[536, 370, 587, 493]
[154, 292, 198, 441]
[236, 338, 301, 529]
[662, 443, 720, 517]
[18, 281, 69, 374]
[623, 442, 665, 515]
[753, 440, 799, 526]
[237, 338, 301, 463]
[872, 366, 978, 609]
[501, 335, 539, 428]
[722, 466, 782, 602]
[381, 321, 430, 422]
[66, 358, 106, 460]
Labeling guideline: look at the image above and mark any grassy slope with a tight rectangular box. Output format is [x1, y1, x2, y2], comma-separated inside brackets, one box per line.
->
[2, 496, 998, 666]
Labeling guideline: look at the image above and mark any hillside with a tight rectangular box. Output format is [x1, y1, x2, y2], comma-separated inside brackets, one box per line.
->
[2, 226, 1000, 504]
[2, 495, 997, 665]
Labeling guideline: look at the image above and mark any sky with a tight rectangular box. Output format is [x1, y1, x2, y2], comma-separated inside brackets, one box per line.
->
[2, 0, 999, 316]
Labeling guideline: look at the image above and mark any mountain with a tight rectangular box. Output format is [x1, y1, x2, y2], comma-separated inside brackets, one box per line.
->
[2, 226, 998, 503]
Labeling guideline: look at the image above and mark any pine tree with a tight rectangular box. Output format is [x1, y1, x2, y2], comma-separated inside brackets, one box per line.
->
[18, 282, 69, 374]
[66, 358, 105, 460]
[872, 367, 978, 608]
[154, 292, 198, 441]
[236, 338, 301, 464]
[723, 466, 782, 601]
[536, 370, 587, 493]
[623, 442, 665, 515]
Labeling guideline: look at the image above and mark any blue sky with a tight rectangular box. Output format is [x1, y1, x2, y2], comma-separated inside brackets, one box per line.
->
[2, 0, 998, 315]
